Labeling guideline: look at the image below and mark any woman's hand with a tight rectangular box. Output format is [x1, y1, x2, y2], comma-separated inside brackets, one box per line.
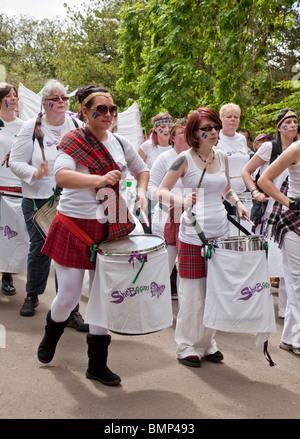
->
[98, 170, 122, 187]
[236, 200, 249, 220]
[136, 190, 148, 211]
[33, 160, 50, 180]
[183, 192, 198, 210]
[252, 190, 267, 203]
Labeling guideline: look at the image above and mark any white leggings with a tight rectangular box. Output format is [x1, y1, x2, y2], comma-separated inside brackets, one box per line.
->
[281, 231, 300, 347]
[51, 262, 107, 335]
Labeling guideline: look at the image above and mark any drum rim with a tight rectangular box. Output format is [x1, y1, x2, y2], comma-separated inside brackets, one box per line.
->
[206, 234, 265, 244]
[98, 233, 166, 256]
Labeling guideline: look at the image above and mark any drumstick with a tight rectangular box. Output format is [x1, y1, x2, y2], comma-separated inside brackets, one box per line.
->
[141, 209, 150, 228]
[35, 125, 46, 161]
[243, 216, 255, 227]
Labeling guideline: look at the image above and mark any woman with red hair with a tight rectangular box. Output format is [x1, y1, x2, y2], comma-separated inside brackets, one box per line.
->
[158, 107, 249, 367]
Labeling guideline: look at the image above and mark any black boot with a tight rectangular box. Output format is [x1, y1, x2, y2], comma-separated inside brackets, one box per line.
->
[86, 334, 121, 386]
[37, 311, 69, 363]
[2, 273, 16, 295]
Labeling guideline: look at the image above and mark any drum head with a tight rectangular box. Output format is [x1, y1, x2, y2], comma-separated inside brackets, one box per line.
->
[98, 234, 165, 256]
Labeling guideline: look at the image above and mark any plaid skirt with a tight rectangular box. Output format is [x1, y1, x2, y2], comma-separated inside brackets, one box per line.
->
[177, 240, 206, 279]
[42, 214, 108, 270]
[164, 215, 180, 246]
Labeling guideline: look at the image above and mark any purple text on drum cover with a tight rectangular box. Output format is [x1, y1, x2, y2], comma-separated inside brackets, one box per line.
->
[110, 282, 166, 304]
[238, 281, 271, 301]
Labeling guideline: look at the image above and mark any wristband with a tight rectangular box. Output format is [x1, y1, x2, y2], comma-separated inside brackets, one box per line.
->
[289, 198, 300, 210]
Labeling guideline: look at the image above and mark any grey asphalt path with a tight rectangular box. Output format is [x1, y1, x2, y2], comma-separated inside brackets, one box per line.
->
[0, 264, 299, 420]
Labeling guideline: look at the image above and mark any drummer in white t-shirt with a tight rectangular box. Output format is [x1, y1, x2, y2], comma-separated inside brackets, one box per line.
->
[214, 103, 250, 233]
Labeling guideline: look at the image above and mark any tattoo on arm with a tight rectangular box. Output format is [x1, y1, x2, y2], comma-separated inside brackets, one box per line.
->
[225, 189, 234, 201]
[169, 155, 186, 172]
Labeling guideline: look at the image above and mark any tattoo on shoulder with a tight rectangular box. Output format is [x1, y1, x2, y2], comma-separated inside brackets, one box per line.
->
[169, 155, 186, 171]
[225, 190, 234, 201]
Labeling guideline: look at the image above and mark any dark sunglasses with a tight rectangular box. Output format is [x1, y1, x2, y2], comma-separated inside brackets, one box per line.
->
[90, 105, 118, 115]
[198, 125, 222, 132]
[46, 96, 69, 102]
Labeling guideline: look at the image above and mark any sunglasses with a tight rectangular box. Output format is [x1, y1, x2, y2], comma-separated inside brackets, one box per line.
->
[198, 125, 222, 132]
[46, 96, 69, 102]
[90, 105, 118, 115]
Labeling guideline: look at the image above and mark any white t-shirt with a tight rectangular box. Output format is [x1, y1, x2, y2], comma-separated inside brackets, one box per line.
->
[139, 139, 172, 169]
[179, 150, 229, 246]
[0, 118, 24, 187]
[55, 131, 148, 219]
[214, 132, 249, 194]
[9, 116, 82, 199]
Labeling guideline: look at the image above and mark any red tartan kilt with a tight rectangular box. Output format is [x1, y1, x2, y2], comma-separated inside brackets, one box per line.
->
[42, 215, 108, 269]
[177, 240, 206, 279]
[164, 214, 180, 246]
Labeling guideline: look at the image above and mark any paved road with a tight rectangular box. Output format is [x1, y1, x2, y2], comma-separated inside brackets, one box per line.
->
[0, 265, 299, 420]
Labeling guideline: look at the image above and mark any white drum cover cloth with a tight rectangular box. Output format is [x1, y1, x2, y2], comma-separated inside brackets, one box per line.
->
[204, 247, 276, 345]
[85, 236, 173, 334]
[0, 195, 29, 273]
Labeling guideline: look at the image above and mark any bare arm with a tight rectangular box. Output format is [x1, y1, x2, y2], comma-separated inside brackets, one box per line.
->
[222, 154, 249, 219]
[258, 142, 300, 208]
[241, 154, 268, 202]
[158, 154, 197, 209]
[135, 170, 149, 211]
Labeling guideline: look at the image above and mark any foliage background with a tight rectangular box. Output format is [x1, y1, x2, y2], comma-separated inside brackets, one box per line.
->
[1, 0, 300, 138]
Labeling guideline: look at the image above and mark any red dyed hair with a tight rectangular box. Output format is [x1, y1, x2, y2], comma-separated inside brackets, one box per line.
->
[185, 107, 222, 149]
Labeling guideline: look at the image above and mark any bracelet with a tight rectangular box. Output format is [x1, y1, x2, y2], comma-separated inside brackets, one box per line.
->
[250, 187, 258, 195]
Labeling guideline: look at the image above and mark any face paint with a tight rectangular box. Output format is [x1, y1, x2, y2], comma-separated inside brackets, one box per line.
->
[282, 125, 288, 130]
[49, 102, 54, 108]
[202, 132, 208, 139]
[92, 111, 100, 119]
[159, 128, 163, 133]
[4, 100, 8, 108]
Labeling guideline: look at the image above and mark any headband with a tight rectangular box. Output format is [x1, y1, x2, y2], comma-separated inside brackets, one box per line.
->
[276, 110, 298, 128]
[81, 92, 112, 108]
[154, 118, 173, 127]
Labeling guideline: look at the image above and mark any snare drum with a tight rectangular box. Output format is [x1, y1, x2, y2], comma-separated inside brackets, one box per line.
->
[31, 200, 58, 239]
[85, 234, 173, 334]
[203, 234, 276, 339]
[206, 234, 266, 253]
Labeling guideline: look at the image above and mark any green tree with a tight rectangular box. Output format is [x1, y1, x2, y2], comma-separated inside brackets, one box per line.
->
[118, 0, 300, 131]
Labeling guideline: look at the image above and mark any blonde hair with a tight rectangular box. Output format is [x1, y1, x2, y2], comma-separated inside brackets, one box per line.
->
[219, 103, 241, 119]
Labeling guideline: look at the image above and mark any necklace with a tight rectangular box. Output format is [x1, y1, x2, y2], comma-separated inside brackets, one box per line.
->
[197, 150, 215, 163]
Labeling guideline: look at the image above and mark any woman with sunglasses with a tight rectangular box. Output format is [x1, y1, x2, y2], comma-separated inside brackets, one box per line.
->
[158, 107, 248, 367]
[241, 109, 298, 319]
[9, 79, 85, 326]
[37, 83, 149, 386]
[0, 83, 26, 295]
[258, 139, 300, 356]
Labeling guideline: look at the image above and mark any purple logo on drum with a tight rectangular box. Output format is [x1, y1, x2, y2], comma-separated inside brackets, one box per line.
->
[110, 282, 166, 304]
[238, 281, 271, 301]
[0, 225, 18, 239]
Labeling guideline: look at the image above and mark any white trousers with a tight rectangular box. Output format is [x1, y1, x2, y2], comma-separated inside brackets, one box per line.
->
[51, 263, 107, 335]
[175, 277, 217, 359]
[281, 231, 300, 347]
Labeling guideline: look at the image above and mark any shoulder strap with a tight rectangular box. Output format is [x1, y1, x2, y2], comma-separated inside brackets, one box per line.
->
[71, 117, 79, 128]
[269, 139, 281, 164]
[0, 119, 4, 128]
[112, 133, 125, 153]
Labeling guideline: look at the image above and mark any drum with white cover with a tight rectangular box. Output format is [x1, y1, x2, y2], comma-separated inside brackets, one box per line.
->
[85, 234, 173, 334]
[204, 235, 276, 346]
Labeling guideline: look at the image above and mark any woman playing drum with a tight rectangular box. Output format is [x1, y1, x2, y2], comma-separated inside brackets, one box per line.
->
[38, 83, 149, 386]
[241, 108, 298, 318]
[158, 107, 249, 367]
[9, 80, 86, 326]
[0, 83, 25, 295]
[258, 140, 300, 356]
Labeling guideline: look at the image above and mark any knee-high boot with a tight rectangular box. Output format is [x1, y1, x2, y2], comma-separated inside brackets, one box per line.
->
[86, 334, 121, 386]
[37, 310, 69, 363]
